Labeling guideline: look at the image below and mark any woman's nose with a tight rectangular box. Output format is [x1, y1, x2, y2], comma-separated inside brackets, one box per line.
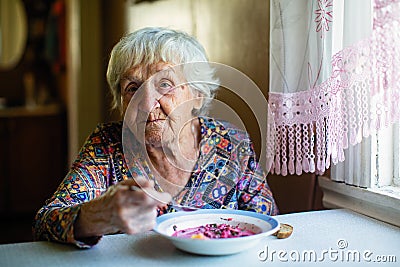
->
[138, 84, 161, 112]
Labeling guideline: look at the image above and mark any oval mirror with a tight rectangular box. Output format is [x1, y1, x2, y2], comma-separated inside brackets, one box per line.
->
[0, 0, 28, 70]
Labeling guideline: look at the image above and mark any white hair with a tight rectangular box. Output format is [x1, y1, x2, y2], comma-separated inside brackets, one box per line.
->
[106, 27, 220, 115]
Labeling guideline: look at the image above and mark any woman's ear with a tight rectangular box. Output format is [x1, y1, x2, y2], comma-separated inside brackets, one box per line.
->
[193, 90, 204, 110]
[188, 88, 204, 116]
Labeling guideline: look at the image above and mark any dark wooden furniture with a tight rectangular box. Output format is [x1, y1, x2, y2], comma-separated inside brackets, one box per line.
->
[0, 104, 67, 243]
[268, 173, 324, 214]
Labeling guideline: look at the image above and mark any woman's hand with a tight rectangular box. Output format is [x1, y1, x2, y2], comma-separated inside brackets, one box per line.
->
[74, 178, 171, 240]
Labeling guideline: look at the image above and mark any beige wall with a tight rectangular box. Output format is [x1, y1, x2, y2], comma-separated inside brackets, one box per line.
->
[126, 0, 270, 159]
[66, 0, 102, 162]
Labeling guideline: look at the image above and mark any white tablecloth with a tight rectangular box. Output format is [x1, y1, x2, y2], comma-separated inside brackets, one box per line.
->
[0, 209, 399, 267]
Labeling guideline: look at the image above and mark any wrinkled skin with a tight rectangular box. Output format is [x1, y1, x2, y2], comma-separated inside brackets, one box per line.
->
[74, 178, 171, 239]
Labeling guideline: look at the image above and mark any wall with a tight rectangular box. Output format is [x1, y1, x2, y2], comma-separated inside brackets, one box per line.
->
[101, 0, 126, 122]
[66, 0, 127, 160]
[66, 0, 103, 161]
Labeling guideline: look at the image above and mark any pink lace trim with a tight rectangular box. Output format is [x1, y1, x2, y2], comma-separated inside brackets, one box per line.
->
[268, 0, 400, 175]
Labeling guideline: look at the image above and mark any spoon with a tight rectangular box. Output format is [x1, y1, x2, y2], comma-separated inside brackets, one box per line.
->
[169, 199, 200, 212]
[128, 185, 200, 212]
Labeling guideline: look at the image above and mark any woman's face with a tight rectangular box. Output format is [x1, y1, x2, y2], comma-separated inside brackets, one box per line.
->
[121, 62, 202, 147]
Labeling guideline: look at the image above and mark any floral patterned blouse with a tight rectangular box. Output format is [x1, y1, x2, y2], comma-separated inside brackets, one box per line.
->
[33, 116, 278, 248]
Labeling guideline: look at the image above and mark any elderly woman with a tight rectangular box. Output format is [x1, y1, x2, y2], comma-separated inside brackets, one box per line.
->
[33, 27, 278, 248]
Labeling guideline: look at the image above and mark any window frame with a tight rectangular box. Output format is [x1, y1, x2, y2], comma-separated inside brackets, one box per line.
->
[318, 176, 400, 227]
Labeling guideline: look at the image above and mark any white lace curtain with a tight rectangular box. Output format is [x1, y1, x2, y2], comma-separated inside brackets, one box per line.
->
[268, 0, 400, 185]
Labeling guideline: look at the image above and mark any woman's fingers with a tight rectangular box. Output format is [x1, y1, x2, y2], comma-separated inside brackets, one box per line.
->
[74, 177, 167, 238]
[122, 208, 158, 234]
[120, 177, 172, 205]
[109, 178, 172, 234]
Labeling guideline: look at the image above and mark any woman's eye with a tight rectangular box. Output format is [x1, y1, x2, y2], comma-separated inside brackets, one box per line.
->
[125, 83, 139, 93]
[158, 80, 175, 96]
[159, 81, 172, 89]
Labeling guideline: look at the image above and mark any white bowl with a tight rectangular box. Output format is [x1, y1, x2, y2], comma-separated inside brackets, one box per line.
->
[153, 209, 279, 255]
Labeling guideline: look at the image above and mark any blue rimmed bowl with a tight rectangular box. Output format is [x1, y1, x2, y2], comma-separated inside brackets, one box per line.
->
[153, 209, 279, 255]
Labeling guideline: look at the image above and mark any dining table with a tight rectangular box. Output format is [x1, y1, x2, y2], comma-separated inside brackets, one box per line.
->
[0, 209, 399, 267]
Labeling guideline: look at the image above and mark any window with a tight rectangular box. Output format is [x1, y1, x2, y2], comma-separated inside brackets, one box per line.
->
[370, 122, 400, 195]
[321, 123, 400, 227]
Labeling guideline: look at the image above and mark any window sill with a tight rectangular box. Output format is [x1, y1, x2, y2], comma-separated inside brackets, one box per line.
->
[318, 176, 400, 227]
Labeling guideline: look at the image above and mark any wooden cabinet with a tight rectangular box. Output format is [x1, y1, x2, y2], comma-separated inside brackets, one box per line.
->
[0, 105, 67, 216]
[0, 119, 6, 213]
[267, 173, 324, 214]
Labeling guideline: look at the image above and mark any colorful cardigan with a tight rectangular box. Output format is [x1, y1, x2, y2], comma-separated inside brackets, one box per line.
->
[33, 116, 278, 248]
